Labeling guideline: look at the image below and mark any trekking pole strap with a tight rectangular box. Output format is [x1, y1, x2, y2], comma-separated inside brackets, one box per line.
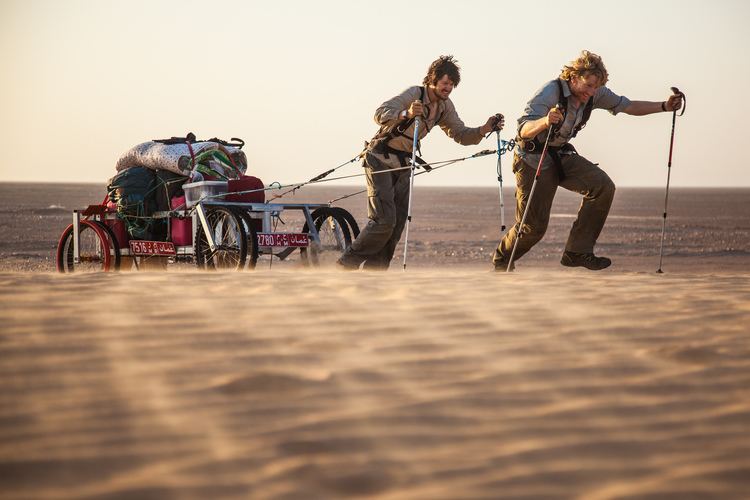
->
[670, 86, 686, 117]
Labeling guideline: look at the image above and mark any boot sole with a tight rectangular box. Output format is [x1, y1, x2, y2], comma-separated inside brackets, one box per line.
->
[560, 259, 611, 271]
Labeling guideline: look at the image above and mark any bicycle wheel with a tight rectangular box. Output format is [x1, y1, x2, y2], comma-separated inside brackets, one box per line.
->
[230, 208, 259, 270]
[300, 207, 352, 267]
[194, 206, 247, 270]
[56, 220, 114, 273]
[92, 220, 122, 271]
[329, 206, 360, 238]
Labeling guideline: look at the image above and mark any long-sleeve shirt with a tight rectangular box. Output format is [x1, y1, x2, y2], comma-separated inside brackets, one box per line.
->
[370, 86, 484, 169]
[517, 79, 631, 169]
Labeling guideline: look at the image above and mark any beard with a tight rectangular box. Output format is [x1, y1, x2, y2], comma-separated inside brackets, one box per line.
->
[437, 89, 451, 101]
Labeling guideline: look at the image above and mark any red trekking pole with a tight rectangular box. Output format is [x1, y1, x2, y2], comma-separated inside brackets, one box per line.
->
[656, 86, 686, 274]
[506, 105, 562, 272]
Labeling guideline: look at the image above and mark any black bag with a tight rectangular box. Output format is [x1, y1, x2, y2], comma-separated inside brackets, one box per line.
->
[107, 167, 157, 240]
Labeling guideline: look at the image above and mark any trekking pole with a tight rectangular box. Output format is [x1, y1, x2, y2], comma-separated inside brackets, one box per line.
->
[506, 105, 562, 272]
[402, 116, 420, 271]
[496, 130, 506, 233]
[656, 87, 686, 274]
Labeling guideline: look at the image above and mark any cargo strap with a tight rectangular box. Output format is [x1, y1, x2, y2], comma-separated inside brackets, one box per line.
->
[153, 132, 245, 149]
[186, 141, 196, 169]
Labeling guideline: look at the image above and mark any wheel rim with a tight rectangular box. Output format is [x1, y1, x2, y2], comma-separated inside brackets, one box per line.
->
[57, 221, 112, 273]
[196, 208, 247, 270]
[93, 220, 122, 271]
[329, 207, 360, 238]
[301, 208, 351, 267]
[317, 215, 347, 253]
[231, 209, 259, 269]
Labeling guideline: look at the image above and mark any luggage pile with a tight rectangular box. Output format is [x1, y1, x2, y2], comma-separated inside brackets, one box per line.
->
[107, 133, 262, 240]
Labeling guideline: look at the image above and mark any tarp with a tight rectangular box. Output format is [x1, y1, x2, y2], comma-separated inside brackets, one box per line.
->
[115, 141, 247, 179]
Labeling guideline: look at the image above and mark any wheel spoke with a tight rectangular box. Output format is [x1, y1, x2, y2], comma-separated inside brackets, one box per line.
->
[57, 221, 113, 273]
[299, 207, 354, 267]
[195, 207, 247, 270]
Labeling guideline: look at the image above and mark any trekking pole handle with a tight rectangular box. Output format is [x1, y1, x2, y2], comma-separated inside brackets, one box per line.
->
[550, 104, 564, 134]
[670, 87, 686, 116]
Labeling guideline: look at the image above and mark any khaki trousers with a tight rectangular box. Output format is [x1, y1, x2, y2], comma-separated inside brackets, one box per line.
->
[493, 152, 615, 265]
[339, 153, 411, 270]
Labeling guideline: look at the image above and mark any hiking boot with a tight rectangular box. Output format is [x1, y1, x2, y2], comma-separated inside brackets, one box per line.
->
[336, 257, 361, 271]
[560, 251, 611, 271]
[493, 260, 515, 272]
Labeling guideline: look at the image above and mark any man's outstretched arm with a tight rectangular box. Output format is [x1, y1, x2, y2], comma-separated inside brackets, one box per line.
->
[624, 93, 683, 116]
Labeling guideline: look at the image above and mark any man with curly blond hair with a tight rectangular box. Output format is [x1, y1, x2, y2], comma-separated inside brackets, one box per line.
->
[492, 50, 683, 271]
[338, 55, 504, 270]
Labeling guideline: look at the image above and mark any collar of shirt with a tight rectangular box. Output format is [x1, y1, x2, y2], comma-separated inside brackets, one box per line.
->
[421, 87, 446, 129]
[560, 79, 572, 99]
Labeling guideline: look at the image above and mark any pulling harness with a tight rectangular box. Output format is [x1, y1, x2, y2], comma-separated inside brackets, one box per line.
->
[517, 79, 594, 155]
[366, 86, 441, 171]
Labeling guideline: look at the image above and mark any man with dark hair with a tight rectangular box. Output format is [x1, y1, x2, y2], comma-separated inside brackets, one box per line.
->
[492, 50, 683, 272]
[338, 55, 503, 270]
[424, 55, 462, 87]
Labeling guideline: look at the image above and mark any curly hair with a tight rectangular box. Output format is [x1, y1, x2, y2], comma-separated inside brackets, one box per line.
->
[560, 50, 609, 86]
[423, 55, 461, 87]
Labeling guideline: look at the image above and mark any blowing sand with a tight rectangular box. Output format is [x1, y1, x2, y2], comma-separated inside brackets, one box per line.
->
[1, 183, 749, 499]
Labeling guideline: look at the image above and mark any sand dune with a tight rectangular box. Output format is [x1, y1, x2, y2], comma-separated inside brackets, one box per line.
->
[1, 269, 749, 499]
[1, 183, 749, 498]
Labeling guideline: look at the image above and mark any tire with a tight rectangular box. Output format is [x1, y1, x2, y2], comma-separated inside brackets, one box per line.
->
[300, 207, 352, 267]
[194, 206, 247, 270]
[328, 206, 360, 238]
[92, 220, 122, 271]
[230, 208, 259, 270]
[56, 220, 115, 273]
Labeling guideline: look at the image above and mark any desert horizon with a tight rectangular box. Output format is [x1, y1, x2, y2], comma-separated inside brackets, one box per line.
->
[1, 182, 749, 273]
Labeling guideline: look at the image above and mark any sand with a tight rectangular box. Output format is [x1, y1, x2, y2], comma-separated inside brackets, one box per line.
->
[1, 183, 749, 499]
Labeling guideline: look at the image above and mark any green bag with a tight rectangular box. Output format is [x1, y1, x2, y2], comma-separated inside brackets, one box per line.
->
[107, 167, 157, 240]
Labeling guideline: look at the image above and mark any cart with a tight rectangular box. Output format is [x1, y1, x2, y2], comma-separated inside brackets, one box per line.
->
[55, 180, 359, 272]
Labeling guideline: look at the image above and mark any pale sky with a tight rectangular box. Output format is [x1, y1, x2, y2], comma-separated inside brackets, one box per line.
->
[1, 0, 748, 187]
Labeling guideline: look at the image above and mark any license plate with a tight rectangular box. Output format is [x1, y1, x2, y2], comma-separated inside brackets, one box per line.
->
[257, 232, 309, 247]
[129, 240, 177, 256]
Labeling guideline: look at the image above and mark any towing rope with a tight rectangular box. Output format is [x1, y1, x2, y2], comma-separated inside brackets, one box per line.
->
[267, 152, 365, 202]
[200, 146, 514, 207]
[327, 144, 515, 204]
